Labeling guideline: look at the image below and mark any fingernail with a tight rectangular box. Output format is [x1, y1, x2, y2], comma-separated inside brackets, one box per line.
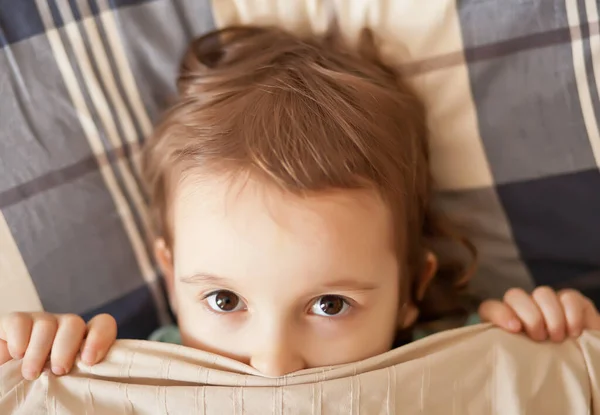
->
[508, 320, 521, 331]
[81, 349, 97, 364]
[23, 368, 39, 380]
[9, 349, 24, 360]
[52, 366, 66, 376]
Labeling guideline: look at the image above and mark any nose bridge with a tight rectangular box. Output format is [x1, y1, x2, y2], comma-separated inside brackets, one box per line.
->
[249, 311, 305, 377]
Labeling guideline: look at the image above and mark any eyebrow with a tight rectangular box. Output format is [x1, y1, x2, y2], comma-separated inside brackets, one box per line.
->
[319, 279, 379, 292]
[180, 273, 231, 285]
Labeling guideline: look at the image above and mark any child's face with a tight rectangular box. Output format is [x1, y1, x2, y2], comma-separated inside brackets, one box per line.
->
[164, 174, 403, 377]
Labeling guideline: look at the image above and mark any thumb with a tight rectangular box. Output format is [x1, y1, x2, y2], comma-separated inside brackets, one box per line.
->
[583, 299, 600, 332]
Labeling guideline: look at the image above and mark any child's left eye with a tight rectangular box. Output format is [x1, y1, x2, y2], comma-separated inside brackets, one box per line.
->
[205, 290, 247, 313]
[310, 295, 350, 317]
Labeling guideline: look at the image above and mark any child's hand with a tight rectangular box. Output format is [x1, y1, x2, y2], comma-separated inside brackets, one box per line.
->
[0, 312, 116, 380]
[478, 287, 600, 342]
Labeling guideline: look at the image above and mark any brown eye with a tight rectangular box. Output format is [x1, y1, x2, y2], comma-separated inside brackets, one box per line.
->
[206, 291, 244, 312]
[311, 295, 349, 316]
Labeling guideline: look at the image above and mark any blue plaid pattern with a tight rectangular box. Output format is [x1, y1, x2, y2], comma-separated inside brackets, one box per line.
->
[0, 0, 598, 339]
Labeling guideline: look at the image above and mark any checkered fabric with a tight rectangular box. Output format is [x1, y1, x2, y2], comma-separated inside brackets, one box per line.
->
[0, 0, 599, 339]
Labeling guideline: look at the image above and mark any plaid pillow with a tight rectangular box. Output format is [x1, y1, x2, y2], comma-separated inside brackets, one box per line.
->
[1, 0, 598, 339]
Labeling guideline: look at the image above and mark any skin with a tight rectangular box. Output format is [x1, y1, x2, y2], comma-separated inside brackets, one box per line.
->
[1, 175, 600, 380]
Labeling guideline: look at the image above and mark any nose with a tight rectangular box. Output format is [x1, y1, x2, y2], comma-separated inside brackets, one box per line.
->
[250, 348, 306, 377]
[250, 349, 305, 377]
[249, 327, 306, 376]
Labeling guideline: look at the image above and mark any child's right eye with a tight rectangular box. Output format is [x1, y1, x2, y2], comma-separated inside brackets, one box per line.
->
[310, 295, 351, 317]
[204, 290, 247, 313]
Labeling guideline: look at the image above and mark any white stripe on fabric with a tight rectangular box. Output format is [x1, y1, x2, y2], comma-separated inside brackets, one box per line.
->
[87, 4, 171, 324]
[566, 0, 600, 166]
[0, 213, 43, 314]
[34, 0, 168, 323]
[212, 0, 332, 35]
[77, 2, 142, 175]
[96, 0, 153, 138]
[54, 3, 152, 241]
[585, 0, 600, 167]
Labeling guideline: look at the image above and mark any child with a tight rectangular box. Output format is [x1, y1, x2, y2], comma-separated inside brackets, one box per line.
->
[1, 26, 599, 380]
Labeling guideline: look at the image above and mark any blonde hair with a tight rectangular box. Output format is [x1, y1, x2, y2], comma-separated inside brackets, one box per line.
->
[143, 26, 476, 325]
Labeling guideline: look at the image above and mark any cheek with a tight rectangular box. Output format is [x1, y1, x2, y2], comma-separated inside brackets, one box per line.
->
[305, 291, 400, 367]
[175, 291, 251, 360]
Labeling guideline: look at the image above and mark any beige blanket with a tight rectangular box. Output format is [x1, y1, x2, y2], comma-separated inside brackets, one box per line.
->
[1, 325, 599, 414]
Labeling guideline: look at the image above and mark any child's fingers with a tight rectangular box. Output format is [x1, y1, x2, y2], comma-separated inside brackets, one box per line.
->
[478, 300, 522, 332]
[49, 314, 87, 376]
[81, 314, 117, 365]
[21, 315, 58, 380]
[503, 288, 547, 341]
[558, 290, 586, 337]
[1, 313, 33, 359]
[531, 286, 566, 342]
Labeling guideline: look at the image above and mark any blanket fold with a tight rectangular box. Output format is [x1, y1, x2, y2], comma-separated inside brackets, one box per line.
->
[1, 325, 599, 414]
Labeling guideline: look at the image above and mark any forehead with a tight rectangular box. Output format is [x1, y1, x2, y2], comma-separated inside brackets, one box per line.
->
[172, 173, 397, 285]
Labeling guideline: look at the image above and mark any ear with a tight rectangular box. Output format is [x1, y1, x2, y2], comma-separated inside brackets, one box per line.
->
[415, 251, 438, 301]
[154, 238, 177, 312]
[398, 251, 438, 329]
